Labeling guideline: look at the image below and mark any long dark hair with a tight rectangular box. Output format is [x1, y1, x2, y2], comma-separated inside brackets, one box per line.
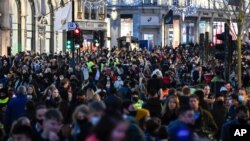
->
[93, 113, 126, 141]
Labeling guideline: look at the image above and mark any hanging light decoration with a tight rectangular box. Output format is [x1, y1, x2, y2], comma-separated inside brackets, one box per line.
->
[107, 0, 142, 6]
[168, 0, 198, 20]
[84, 0, 106, 10]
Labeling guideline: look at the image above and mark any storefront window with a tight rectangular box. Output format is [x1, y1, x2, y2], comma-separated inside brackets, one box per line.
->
[181, 21, 195, 43]
[144, 34, 154, 50]
[199, 21, 210, 34]
[120, 15, 133, 37]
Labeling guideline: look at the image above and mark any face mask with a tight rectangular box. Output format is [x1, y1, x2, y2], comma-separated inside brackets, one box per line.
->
[59, 76, 64, 80]
[217, 100, 224, 106]
[77, 118, 88, 125]
[90, 116, 101, 126]
[238, 95, 245, 103]
[36, 119, 43, 125]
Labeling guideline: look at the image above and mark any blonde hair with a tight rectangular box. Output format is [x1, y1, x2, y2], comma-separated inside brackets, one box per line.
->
[86, 89, 95, 101]
[93, 94, 101, 102]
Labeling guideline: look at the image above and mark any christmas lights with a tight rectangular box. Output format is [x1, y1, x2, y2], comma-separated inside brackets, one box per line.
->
[168, 0, 198, 20]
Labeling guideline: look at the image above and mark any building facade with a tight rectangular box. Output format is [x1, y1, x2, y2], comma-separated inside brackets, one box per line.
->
[0, 0, 242, 55]
[106, 0, 239, 49]
[0, 0, 107, 55]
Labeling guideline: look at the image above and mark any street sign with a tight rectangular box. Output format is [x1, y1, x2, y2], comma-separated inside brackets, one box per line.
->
[68, 22, 76, 30]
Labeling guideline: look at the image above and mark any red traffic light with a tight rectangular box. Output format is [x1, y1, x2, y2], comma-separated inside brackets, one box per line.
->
[209, 42, 214, 47]
[74, 28, 80, 34]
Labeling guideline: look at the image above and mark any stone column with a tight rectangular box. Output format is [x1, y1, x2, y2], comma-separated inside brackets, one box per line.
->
[196, 13, 201, 43]
[21, 15, 26, 51]
[0, 0, 11, 55]
[110, 10, 119, 48]
[210, 13, 214, 41]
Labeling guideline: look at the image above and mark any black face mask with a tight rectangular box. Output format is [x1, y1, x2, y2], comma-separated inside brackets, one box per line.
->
[36, 119, 43, 125]
[217, 100, 224, 106]
[129, 111, 137, 117]
[77, 118, 88, 125]
[238, 118, 248, 125]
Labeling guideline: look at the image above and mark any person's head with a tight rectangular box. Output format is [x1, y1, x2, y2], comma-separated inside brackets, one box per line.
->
[121, 100, 136, 116]
[36, 105, 47, 125]
[144, 117, 161, 136]
[203, 85, 210, 97]
[17, 86, 27, 95]
[88, 101, 106, 125]
[72, 104, 89, 124]
[236, 105, 249, 125]
[189, 94, 200, 111]
[15, 117, 31, 127]
[166, 95, 180, 111]
[61, 78, 70, 89]
[51, 88, 60, 98]
[178, 106, 195, 125]
[238, 88, 249, 104]
[168, 88, 177, 96]
[194, 89, 205, 102]
[225, 82, 232, 92]
[182, 87, 191, 96]
[11, 125, 33, 141]
[94, 114, 129, 141]
[231, 94, 240, 106]
[26, 85, 35, 95]
[43, 109, 63, 134]
[3, 60, 8, 66]
[0, 87, 7, 98]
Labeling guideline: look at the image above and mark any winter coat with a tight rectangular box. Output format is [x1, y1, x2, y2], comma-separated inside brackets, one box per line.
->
[143, 98, 162, 118]
[4, 94, 28, 127]
[193, 107, 218, 138]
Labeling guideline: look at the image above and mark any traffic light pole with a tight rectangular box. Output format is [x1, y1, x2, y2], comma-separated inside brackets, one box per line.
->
[72, 0, 75, 64]
[224, 23, 230, 82]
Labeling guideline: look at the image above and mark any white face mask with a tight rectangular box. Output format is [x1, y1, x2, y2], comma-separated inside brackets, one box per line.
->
[238, 95, 245, 103]
[90, 116, 100, 126]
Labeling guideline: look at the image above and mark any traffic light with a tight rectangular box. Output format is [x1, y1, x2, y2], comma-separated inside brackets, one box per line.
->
[209, 42, 214, 48]
[66, 30, 73, 50]
[74, 28, 83, 45]
[7, 47, 11, 56]
[74, 28, 80, 35]
[215, 33, 227, 60]
[214, 22, 233, 60]
[93, 31, 99, 44]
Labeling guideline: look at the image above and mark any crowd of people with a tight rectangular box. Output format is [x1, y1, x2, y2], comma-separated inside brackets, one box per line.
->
[0, 45, 250, 141]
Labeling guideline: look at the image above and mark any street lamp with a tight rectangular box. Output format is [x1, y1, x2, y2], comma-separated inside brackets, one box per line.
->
[37, 16, 48, 54]
[111, 7, 118, 20]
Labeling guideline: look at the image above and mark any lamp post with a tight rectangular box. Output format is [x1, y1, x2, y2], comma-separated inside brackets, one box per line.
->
[111, 7, 118, 20]
[38, 16, 48, 54]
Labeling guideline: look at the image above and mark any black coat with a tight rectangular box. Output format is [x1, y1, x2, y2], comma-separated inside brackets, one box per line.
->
[143, 98, 162, 118]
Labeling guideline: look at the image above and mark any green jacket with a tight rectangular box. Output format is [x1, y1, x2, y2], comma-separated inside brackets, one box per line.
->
[194, 107, 218, 139]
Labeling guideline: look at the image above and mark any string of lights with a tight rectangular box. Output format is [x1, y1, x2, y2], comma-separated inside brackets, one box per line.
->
[168, 0, 198, 20]
[84, 0, 106, 10]
[106, 0, 142, 6]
